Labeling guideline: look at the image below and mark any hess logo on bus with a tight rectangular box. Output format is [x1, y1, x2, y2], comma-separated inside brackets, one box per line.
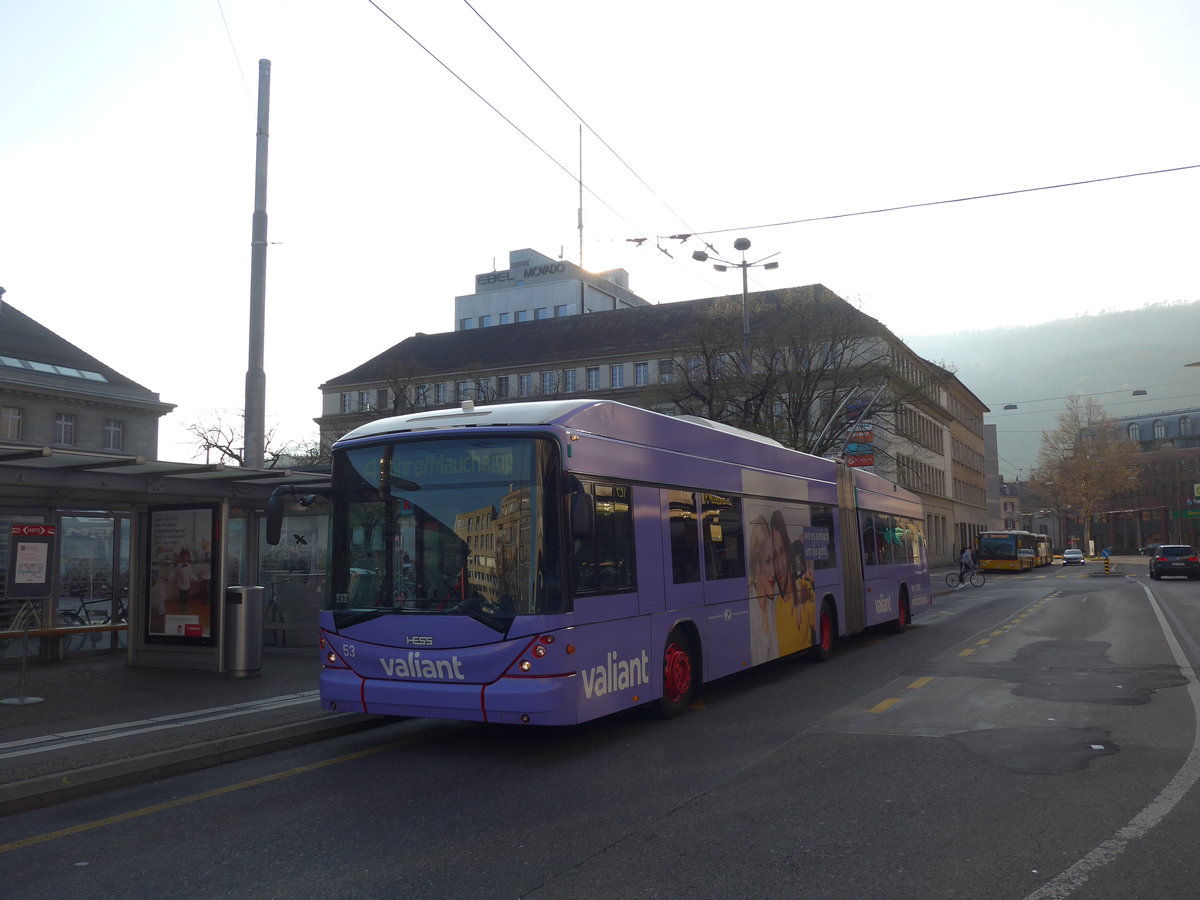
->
[406, 635, 434, 647]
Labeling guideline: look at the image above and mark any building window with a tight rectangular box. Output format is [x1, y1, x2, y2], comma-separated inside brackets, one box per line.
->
[611, 364, 625, 388]
[658, 359, 674, 384]
[54, 412, 75, 445]
[519, 374, 532, 397]
[459, 318, 474, 330]
[499, 312, 511, 325]
[535, 307, 549, 320]
[554, 304, 570, 317]
[358, 390, 374, 411]
[496, 376, 510, 398]
[586, 366, 600, 391]
[1181, 416, 1193, 436]
[435, 383, 447, 404]
[479, 315, 493, 327]
[515, 310, 529, 323]
[103, 419, 124, 451]
[1127, 423, 1141, 441]
[635, 361, 649, 386]
[456, 380, 470, 402]
[0, 406, 22, 440]
[563, 369, 577, 392]
[541, 371, 556, 395]
[1153, 419, 1166, 439]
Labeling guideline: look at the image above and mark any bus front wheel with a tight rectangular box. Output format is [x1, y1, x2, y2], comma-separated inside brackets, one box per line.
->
[656, 629, 695, 719]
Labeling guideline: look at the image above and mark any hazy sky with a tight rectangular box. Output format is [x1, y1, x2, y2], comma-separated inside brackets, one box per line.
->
[2, 1, 1197, 461]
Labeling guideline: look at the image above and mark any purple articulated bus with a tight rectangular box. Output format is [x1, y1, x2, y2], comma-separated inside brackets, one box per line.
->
[302, 399, 930, 726]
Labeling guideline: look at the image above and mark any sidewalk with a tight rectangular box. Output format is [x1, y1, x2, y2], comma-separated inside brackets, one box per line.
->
[0, 647, 383, 816]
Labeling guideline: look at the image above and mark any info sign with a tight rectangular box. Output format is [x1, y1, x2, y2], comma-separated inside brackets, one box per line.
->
[5, 524, 58, 600]
[846, 454, 875, 467]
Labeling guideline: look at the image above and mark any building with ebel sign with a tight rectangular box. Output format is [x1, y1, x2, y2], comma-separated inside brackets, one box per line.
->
[456, 248, 649, 331]
[319, 260, 988, 567]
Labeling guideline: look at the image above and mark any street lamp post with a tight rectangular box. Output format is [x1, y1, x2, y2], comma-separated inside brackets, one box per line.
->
[691, 238, 780, 375]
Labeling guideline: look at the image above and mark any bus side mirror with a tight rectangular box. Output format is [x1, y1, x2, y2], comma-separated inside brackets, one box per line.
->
[266, 487, 287, 546]
[266, 485, 330, 546]
[569, 477, 593, 539]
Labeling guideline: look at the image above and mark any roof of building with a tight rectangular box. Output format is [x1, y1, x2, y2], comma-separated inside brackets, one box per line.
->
[322, 283, 886, 389]
[0, 300, 169, 405]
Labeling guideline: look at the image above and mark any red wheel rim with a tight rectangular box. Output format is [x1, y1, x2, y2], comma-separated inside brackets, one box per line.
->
[820, 610, 832, 650]
[663, 641, 692, 703]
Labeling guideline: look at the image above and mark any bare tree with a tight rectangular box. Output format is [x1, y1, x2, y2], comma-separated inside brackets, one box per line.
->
[187, 412, 304, 468]
[1033, 396, 1139, 551]
[651, 289, 956, 468]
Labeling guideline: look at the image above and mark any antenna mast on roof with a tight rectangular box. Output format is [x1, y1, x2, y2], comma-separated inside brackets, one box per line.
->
[577, 125, 583, 270]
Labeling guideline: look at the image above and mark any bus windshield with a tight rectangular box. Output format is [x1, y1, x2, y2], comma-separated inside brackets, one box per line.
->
[329, 435, 563, 628]
[978, 534, 1017, 560]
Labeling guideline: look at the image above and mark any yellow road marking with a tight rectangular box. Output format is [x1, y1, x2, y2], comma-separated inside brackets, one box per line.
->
[976, 638, 991, 646]
[907, 676, 933, 690]
[959, 648, 976, 656]
[868, 698, 902, 714]
[0, 738, 409, 855]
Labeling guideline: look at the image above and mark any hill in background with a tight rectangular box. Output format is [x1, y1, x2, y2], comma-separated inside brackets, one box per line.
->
[902, 300, 1199, 479]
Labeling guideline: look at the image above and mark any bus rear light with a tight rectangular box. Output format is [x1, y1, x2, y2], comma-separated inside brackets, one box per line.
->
[566, 644, 576, 654]
[519, 660, 533, 672]
[532, 645, 547, 658]
[538, 634, 555, 644]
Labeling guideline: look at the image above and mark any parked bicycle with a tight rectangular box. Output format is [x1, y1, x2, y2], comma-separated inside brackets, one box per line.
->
[57, 587, 128, 651]
[945, 566, 986, 588]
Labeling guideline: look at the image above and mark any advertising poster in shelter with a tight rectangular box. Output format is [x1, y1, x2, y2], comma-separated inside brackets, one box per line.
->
[146, 506, 217, 645]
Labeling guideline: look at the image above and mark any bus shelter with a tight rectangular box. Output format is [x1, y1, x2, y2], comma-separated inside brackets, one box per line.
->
[0, 445, 329, 671]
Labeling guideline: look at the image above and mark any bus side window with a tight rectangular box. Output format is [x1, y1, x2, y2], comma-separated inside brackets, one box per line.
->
[701, 493, 745, 581]
[861, 512, 880, 566]
[574, 482, 637, 595]
[668, 490, 702, 584]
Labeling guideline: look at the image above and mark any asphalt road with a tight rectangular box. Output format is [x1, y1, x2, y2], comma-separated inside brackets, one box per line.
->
[4, 569, 1200, 899]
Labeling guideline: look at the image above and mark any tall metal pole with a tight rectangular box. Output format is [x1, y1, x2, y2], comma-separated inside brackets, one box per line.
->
[244, 59, 271, 470]
[740, 260, 750, 375]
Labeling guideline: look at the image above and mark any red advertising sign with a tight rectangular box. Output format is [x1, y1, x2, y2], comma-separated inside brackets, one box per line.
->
[848, 431, 874, 443]
[846, 454, 875, 467]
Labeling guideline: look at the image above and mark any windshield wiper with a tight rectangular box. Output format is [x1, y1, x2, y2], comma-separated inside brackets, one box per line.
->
[451, 597, 511, 634]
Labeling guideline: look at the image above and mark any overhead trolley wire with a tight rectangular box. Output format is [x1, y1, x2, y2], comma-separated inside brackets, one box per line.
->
[686, 164, 1200, 238]
[365, 0, 647, 237]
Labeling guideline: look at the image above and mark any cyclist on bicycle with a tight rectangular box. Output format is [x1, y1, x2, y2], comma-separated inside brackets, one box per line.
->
[959, 546, 974, 580]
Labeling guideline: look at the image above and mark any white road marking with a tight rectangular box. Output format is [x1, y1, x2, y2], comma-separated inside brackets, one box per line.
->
[1024, 581, 1200, 899]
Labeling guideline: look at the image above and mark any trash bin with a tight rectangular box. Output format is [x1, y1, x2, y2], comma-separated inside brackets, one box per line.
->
[223, 585, 264, 677]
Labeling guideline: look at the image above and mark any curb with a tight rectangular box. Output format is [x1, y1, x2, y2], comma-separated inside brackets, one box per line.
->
[0, 713, 388, 817]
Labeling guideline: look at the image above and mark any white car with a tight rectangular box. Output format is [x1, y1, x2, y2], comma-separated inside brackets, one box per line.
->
[1062, 549, 1085, 566]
